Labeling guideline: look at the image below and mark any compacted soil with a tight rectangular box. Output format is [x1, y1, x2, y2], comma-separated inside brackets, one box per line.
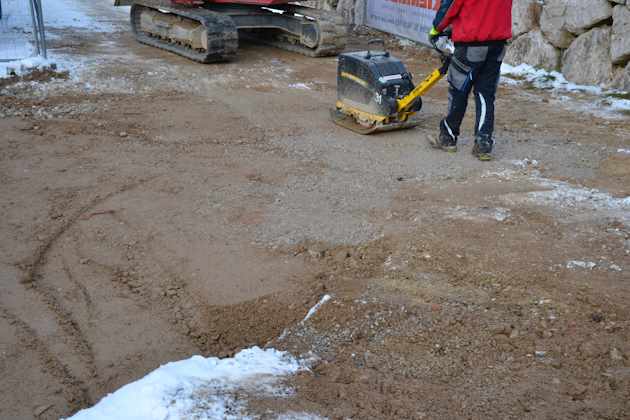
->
[1, 4, 629, 419]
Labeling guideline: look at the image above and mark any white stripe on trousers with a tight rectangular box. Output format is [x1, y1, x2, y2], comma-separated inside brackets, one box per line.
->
[478, 93, 487, 133]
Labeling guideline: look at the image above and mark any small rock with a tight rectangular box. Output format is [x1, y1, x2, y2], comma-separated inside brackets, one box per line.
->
[119, 131, 128, 138]
[591, 312, 605, 323]
[579, 341, 603, 358]
[565, 383, 588, 400]
[33, 404, 53, 417]
[610, 347, 624, 361]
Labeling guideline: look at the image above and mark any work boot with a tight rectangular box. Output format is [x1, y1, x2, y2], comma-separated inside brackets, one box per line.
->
[429, 120, 458, 153]
[472, 134, 494, 161]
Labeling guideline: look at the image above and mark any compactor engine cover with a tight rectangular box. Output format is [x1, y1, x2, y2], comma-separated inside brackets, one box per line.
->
[336, 50, 420, 119]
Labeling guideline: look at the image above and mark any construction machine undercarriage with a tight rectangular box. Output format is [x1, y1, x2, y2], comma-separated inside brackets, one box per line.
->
[115, 0, 347, 63]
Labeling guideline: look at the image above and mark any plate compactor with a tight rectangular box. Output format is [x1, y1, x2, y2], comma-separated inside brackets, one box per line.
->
[331, 36, 451, 135]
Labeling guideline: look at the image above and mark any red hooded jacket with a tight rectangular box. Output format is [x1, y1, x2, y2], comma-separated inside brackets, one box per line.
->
[434, 0, 513, 44]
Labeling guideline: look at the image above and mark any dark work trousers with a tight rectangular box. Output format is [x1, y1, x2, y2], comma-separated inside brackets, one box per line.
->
[443, 42, 506, 140]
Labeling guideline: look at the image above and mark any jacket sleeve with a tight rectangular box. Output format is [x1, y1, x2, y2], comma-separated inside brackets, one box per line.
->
[433, 0, 465, 32]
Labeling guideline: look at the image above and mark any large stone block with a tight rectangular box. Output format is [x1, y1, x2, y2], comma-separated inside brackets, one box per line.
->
[505, 29, 561, 71]
[611, 62, 630, 91]
[562, 26, 613, 85]
[336, 0, 355, 25]
[564, 0, 613, 34]
[540, 0, 575, 48]
[611, 5, 630, 65]
[512, 0, 541, 37]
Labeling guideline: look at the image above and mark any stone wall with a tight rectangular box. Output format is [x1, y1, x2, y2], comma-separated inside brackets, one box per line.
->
[506, 0, 630, 91]
[337, 0, 630, 91]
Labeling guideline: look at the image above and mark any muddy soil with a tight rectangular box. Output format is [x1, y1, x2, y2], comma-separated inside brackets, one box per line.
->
[1, 7, 629, 420]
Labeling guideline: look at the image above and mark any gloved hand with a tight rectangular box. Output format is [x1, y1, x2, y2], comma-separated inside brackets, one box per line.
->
[428, 26, 440, 43]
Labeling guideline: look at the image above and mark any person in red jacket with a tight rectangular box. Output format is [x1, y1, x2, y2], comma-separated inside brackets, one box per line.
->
[429, 0, 512, 161]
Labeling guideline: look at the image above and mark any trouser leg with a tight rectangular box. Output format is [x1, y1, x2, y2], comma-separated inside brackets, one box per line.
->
[443, 83, 472, 139]
[443, 45, 475, 139]
[472, 45, 504, 139]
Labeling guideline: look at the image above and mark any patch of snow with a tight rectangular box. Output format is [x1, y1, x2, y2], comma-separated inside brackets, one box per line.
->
[0, 56, 53, 78]
[609, 264, 623, 272]
[566, 260, 597, 270]
[1, 0, 128, 80]
[66, 347, 309, 420]
[500, 63, 630, 117]
[42, 0, 129, 32]
[488, 167, 630, 225]
[445, 206, 511, 222]
[510, 158, 539, 169]
[528, 178, 630, 212]
[288, 82, 311, 90]
[501, 63, 601, 94]
[302, 294, 332, 323]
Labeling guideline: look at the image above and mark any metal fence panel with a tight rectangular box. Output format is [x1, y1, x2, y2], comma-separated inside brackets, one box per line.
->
[364, 0, 438, 46]
[0, 0, 46, 62]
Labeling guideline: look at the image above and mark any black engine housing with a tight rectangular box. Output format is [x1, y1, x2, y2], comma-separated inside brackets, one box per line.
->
[337, 49, 421, 117]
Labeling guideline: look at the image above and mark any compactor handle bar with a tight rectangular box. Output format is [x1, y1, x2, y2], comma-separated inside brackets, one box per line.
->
[430, 29, 452, 74]
[365, 38, 389, 59]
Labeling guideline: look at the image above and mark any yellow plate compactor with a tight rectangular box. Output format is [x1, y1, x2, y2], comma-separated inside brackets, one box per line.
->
[331, 37, 451, 135]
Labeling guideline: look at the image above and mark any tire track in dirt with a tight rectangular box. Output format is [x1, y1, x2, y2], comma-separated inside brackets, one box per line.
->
[0, 306, 92, 411]
[16, 178, 155, 396]
[95, 212, 209, 351]
[62, 256, 95, 321]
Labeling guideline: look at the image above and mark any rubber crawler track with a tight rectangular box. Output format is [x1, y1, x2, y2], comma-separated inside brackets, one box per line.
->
[129, 2, 347, 62]
[131, 3, 239, 63]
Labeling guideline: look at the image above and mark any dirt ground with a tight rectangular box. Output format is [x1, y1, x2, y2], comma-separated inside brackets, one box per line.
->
[1, 6, 629, 420]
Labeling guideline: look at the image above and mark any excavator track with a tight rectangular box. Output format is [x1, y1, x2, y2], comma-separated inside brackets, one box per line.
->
[130, 3, 238, 63]
[248, 5, 347, 57]
[123, 1, 346, 62]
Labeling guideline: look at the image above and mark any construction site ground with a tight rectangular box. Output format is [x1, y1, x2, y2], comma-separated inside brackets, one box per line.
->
[1, 5, 629, 419]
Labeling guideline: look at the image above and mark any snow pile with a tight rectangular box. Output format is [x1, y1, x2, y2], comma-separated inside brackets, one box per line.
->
[67, 347, 311, 420]
[566, 260, 597, 270]
[501, 63, 630, 114]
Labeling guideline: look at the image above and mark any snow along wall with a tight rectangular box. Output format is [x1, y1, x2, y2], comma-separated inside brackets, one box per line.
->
[337, 0, 630, 92]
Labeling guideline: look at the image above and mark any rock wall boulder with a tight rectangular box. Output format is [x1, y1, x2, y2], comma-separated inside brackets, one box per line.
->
[505, 29, 561, 71]
[562, 26, 613, 85]
[540, 0, 576, 48]
[612, 62, 630, 91]
[564, 0, 613, 34]
[511, 0, 629, 90]
[611, 4, 630, 64]
[512, 0, 541, 37]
